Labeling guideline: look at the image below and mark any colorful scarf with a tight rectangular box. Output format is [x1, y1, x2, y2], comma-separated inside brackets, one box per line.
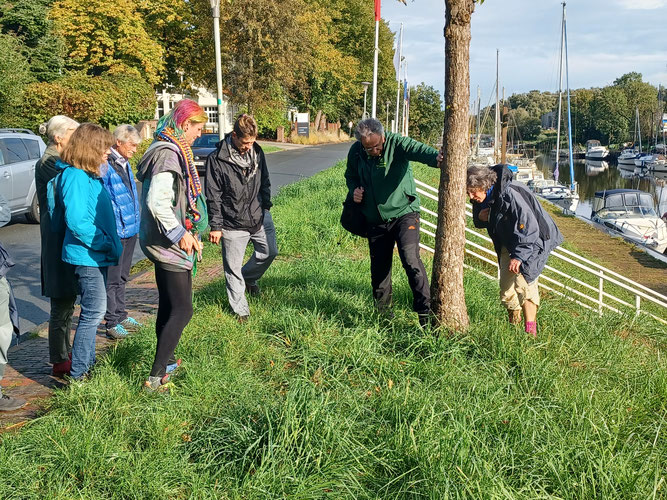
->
[156, 127, 204, 225]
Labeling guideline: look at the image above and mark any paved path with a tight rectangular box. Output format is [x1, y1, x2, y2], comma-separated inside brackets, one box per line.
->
[1, 141, 351, 334]
[0, 141, 350, 427]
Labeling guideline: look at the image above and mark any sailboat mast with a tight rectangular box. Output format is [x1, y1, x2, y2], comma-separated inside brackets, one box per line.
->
[637, 107, 642, 152]
[555, 7, 565, 179]
[495, 49, 499, 162]
[476, 86, 481, 155]
[563, 2, 575, 192]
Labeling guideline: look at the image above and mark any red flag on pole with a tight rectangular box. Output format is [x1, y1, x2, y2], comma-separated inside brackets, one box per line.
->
[375, 0, 381, 21]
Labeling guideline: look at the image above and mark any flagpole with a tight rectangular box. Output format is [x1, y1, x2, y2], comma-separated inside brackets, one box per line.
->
[394, 23, 403, 133]
[372, 0, 380, 118]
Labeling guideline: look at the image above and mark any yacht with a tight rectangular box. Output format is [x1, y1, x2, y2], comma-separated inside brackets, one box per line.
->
[591, 189, 667, 254]
[585, 140, 609, 160]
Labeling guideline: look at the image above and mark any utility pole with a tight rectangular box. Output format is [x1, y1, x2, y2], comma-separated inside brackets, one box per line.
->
[210, 0, 224, 139]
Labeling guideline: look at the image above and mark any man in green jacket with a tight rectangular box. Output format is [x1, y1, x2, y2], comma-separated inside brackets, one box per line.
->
[345, 118, 441, 326]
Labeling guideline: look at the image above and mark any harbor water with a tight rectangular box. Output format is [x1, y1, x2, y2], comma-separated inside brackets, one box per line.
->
[535, 155, 667, 220]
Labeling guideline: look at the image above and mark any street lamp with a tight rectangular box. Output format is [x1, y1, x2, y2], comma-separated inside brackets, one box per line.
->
[361, 81, 371, 120]
[210, 0, 224, 140]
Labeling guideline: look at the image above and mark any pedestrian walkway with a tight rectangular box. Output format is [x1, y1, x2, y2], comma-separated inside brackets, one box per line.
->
[0, 262, 223, 429]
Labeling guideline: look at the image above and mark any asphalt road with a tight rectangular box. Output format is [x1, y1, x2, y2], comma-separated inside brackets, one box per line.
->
[2, 141, 351, 334]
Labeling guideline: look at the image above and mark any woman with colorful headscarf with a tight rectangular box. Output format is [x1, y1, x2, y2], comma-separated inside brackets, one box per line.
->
[136, 99, 208, 392]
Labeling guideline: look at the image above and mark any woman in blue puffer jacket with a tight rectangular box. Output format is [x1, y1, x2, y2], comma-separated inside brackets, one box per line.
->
[57, 123, 122, 380]
[101, 125, 142, 340]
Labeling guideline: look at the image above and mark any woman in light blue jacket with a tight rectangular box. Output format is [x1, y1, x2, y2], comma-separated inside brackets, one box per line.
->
[57, 123, 121, 380]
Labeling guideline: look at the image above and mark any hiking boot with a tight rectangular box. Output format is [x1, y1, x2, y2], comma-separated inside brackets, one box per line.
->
[246, 283, 261, 297]
[52, 359, 72, 378]
[144, 374, 171, 393]
[508, 309, 522, 326]
[120, 317, 142, 332]
[0, 394, 27, 412]
[106, 324, 130, 340]
[237, 315, 249, 324]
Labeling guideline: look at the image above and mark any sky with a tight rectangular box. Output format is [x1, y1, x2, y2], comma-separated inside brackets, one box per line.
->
[380, 0, 667, 106]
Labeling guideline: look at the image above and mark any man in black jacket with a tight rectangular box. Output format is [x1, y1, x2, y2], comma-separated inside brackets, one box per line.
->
[205, 115, 277, 321]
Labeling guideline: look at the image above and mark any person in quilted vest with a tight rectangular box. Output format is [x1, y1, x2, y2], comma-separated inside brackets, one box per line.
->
[101, 125, 143, 339]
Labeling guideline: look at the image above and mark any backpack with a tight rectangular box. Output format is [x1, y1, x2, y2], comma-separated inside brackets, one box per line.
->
[46, 167, 68, 233]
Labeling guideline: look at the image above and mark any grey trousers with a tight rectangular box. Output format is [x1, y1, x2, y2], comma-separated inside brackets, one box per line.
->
[221, 210, 278, 316]
[0, 277, 12, 381]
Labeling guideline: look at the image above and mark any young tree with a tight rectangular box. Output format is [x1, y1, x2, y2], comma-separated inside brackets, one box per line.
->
[430, 0, 477, 332]
[409, 83, 445, 146]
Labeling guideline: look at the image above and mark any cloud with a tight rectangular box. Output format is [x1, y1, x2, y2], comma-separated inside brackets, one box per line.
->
[615, 0, 667, 9]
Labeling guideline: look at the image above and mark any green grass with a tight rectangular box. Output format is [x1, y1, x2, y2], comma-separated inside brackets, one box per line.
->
[1, 163, 666, 498]
[262, 145, 283, 154]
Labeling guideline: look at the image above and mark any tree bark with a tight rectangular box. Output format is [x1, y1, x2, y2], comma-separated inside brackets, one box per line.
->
[430, 0, 475, 332]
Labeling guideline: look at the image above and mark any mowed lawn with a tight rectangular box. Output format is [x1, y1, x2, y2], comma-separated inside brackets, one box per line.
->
[0, 163, 665, 498]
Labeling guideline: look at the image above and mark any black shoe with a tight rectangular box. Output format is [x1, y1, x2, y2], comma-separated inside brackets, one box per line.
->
[237, 315, 249, 324]
[0, 394, 28, 412]
[246, 284, 261, 297]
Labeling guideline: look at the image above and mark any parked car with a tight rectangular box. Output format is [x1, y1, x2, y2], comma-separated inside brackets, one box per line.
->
[191, 133, 221, 176]
[0, 129, 47, 223]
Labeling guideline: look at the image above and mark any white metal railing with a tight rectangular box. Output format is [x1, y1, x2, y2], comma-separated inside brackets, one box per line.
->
[414, 178, 667, 325]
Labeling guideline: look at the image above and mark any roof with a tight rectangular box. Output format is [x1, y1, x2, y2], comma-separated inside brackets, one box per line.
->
[594, 189, 647, 197]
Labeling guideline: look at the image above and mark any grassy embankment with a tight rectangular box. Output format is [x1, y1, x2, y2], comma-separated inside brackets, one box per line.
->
[0, 162, 665, 498]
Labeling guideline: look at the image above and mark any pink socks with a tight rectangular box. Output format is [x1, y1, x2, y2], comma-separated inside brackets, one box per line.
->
[525, 321, 537, 338]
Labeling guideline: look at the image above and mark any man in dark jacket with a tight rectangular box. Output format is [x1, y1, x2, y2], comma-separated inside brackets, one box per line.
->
[101, 125, 142, 339]
[0, 194, 27, 411]
[205, 114, 277, 321]
[345, 118, 442, 326]
[468, 164, 563, 337]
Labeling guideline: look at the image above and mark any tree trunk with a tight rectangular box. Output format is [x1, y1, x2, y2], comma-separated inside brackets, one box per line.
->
[430, 0, 475, 332]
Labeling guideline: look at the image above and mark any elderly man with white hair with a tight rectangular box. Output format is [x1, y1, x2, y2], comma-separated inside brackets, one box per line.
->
[101, 124, 143, 339]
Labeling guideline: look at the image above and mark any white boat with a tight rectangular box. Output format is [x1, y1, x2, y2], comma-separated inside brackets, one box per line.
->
[585, 139, 609, 159]
[591, 189, 667, 254]
[618, 109, 644, 166]
[635, 153, 662, 168]
[647, 156, 667, 173]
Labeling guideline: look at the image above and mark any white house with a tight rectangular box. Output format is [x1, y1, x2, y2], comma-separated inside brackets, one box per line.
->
[155, 87, 242, 134]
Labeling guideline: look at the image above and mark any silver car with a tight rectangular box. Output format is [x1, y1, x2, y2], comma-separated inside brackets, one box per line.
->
[0, 128, 46, 223]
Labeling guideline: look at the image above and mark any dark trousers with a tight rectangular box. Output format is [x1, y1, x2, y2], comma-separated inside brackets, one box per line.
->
[151, 267, 193, 377]
[367, 212, 430, 314]
[105, 235, 137, 328]
[49, 295, 76, 364]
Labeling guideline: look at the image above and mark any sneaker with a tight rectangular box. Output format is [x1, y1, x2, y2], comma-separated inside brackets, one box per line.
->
[52, 360, 72, 377]
[0, 394, 28, 412]
[106, 324, 129, 340]
[245, 283, 261, 297]
[166, 359, 182, 374]
[143, 374, 171, 393]
[120, 317, 142, 332]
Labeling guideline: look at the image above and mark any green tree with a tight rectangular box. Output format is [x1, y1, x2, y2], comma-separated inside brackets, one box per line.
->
[0, 0, 65, 82]
[408, 83, 444, 146]
[592, 86, 628, 144]
[50, 0, 164, 85]
[613, 72, 657, 144]
[0, 33, 32, 127]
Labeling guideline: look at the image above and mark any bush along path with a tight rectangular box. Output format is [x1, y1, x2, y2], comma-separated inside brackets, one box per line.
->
[0, 163, 665, 498]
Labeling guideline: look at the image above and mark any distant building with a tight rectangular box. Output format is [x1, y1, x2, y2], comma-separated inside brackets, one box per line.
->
[155, 87, 242, 134]
[541, 111, 557, 130]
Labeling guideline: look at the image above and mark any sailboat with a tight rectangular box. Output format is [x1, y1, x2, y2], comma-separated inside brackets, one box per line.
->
[534, 2, 579, 211]
[618, 108, 648, 167]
